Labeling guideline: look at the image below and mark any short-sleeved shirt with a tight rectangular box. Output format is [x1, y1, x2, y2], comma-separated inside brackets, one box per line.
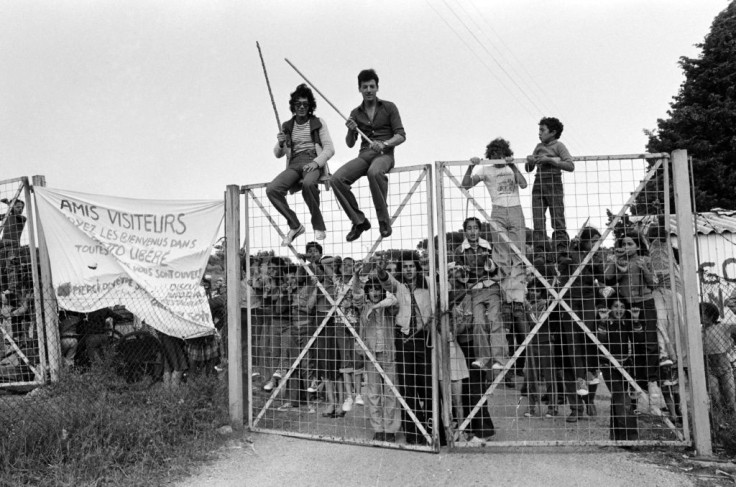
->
[349, 98, 405, 154]
[471, 165, 521, 207]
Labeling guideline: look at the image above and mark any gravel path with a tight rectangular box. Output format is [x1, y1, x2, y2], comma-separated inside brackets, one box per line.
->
[175, 432, 694, 487]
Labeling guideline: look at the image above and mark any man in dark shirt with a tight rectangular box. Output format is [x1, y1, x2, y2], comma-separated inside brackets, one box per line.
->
[0, 199, 27, 298]
[331, 69, 406, 241]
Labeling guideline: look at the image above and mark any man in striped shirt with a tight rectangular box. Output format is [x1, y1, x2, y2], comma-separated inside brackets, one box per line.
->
[267, 84, 335, 246]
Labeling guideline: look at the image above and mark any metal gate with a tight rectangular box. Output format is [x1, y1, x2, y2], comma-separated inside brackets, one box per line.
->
[240, 164, 439, 451]
[0, 176, 55, 390]
[435, 154, 690, 447]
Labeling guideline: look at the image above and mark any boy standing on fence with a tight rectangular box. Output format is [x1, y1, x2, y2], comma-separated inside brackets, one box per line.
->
[331, 69, 406, 241]
[525, 117, 574, 259]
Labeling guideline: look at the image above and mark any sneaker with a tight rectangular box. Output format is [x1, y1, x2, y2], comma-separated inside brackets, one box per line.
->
[342, 396, 354, 412]
[659, 357, 674, 367]
[491, 361, 505, 371]
[566, 409, 581, 423]
[252, 371, 261, 378]
[346, 220, 371, 242]
[307, 378, 320, 393]
[587, 371, 601, 385]
[575, 378, 588, 396]
[262, 379, 276, 392]
[354, 394, 364, 406]
[545, 407, 559, 418]
[282, 224, 306, 247]
[315, 230, 326, 241]
[524, 406, 542, 418]
[276, 402, 294, 411]
[576, 378, 589, 396]
[471, 359, 488, 369]
[273, 370, 283, 379]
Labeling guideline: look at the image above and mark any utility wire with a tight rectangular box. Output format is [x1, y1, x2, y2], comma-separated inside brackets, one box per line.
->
[424, 0, 539, 120]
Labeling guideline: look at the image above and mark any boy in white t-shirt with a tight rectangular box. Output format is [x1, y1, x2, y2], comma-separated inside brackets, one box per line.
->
[462, 138, 528, 304]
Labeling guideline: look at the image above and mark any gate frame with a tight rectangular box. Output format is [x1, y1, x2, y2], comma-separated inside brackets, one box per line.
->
[0, 175, 58, 389]
[230, 164, 440, 452]
[225, 151, 712, 454]
[435, 153, 697, 448]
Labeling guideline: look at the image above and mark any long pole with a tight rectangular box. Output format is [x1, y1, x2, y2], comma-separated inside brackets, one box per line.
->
[284, 58, 374, 145]
[256, 42, 282, 133]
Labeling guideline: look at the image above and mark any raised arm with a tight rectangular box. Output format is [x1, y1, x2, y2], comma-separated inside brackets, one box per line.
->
[461, 158, 482, 190]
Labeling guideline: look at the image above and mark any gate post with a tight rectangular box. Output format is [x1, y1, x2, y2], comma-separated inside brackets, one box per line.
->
[672, 149, 712, 455]
[225, 185, 244, 430]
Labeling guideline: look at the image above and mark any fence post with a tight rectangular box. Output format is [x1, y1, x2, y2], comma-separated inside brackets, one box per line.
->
[225, 185, 244, 430]
[672, 149, 712, 455]
[31, 175, 61, 382]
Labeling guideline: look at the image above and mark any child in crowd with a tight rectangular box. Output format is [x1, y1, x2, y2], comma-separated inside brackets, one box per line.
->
[336, 257, 363, 411]
[701, 302, 736, 413]
[352, 267, 400, 442]
[315, 255, 345, 417]
[596, 297, 638, 440]
[278, 253, 319, 412]
[647, 218, 680, 368]
[524, 117, 574, 256]
[262, 258, 294, 393]
[604, 231, 664, 416]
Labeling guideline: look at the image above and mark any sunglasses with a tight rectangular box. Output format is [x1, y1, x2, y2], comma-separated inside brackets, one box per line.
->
[294, 101, 309, 108]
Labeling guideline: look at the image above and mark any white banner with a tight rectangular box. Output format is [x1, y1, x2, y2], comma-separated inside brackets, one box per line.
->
[34, 187, 224, 339]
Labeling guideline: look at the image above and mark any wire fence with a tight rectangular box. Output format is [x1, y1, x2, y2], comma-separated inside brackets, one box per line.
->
[3, 149, 733, 458]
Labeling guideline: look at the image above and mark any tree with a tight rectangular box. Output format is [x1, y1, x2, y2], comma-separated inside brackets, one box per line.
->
[643, 1, 736, 212]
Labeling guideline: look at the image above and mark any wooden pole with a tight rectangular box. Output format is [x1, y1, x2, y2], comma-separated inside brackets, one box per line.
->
[672, 149, 711, 455]
[284, 58, 374, 145]
[225, 185, 244, 430]
[256, 42, 282, 133]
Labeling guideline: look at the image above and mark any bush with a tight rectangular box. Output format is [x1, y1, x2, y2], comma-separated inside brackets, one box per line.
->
[0, 364, 229, 487]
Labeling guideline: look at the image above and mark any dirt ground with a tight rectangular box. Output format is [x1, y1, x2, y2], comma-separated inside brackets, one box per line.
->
[175, 431, 698, 487]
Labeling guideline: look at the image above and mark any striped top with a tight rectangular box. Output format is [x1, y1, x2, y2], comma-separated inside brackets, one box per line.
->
[292, 121, 315, 155]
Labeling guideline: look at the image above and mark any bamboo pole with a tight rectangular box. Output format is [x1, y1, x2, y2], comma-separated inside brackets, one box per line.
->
[284, 58, 374, 145]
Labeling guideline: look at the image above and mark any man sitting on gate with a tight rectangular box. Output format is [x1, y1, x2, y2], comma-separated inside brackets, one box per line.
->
[453, 217, 508, 372]
[267, 84, 335, 247]
[331, 69, 406, 242]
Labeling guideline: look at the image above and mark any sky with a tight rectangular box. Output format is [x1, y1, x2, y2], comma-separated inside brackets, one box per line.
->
[1, 0, 730, 203]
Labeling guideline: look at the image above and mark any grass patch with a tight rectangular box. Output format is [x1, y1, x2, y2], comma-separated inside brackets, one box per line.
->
[0, 364, 229, 487]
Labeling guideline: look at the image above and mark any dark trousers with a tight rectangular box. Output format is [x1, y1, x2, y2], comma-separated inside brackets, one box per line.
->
[266, 150, 325, 232]
[0, 242, 21, 294]
[331, 150, 394, 226]
[531, 175, 567, 251]
[631, 298, 660, 385]
[458, 339, 495, 438]
[395, 333, 431, 440]
[601, 361, 638, 440]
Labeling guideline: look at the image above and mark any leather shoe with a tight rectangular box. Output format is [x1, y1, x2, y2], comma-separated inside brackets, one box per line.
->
[379, 221, 392, 238]
[346, 220, 371, 242]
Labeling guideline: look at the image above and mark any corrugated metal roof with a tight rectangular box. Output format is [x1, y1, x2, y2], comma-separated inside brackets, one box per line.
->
[631, 211, 736, 235]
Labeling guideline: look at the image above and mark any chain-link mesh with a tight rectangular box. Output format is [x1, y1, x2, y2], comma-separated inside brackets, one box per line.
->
[1, 177, 228, 484]
[437, 154, 686, 446]
[244, 164, 438, 450]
